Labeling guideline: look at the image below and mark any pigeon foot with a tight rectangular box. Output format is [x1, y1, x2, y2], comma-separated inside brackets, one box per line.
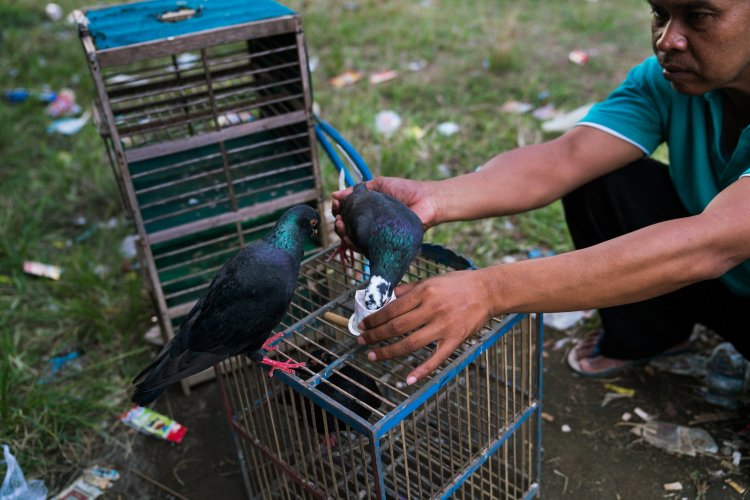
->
[326, 245, 355, 268]
[260, 356, 306, 377]
[262, 332, 286, 352]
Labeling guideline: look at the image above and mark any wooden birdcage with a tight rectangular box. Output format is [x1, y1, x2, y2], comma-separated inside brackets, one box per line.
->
[77, 0, 327, 393]
[217, 244, 543, 499]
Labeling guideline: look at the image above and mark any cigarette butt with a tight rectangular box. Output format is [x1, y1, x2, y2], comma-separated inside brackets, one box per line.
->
[323, 311, 349, 328]
[541, 412, 555, 422]
[725, 478, 747, 494]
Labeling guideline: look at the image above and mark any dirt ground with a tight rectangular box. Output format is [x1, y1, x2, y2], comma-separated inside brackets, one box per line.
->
[90, 324, 748, 500]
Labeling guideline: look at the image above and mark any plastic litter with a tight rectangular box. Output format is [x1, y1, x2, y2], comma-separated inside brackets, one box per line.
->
[175, 52, 199, 68]
[604, 384, 635, 397]
[45, 3, 63, 21]
[632, 420, 718, 457]
[650, 353, 708, 377]
[330, 70, 363, 88]
[532, 104, 558, 120]
[369, 70, 398, 85]
[39, 351, 83, 383]
[404, 126, 426, 140]
[541, 102, 596, 133]
[46, 89, 78, 117]
[543, 311, 586, 330]
[374, 110, 402, 137]
[47, 111, 90, 135]
[725, 478, 747, 495]
[634, 407, 651, 421]
[697, 342, 749, 409]
[53, 466, 119, 500]
[1, 444, 48, 500]
[601, 384, 635, 407]
[119, 406, 187, 443]
[119, 234, 138, 260]
[662, 482, 682, 492]
[406, 59, 428, 72]
[561, 424, 571, 433]
[23, 261, 62, 280]
[307, 55, 319, 73]
[551, 337, 573, 351]
[568, 49, 589, 65]
[501, 100, 533, 114]
[531, 104, 558, 121]
[436, 121, 460, 136]
[4, 88, 57, 104]
[437, 163, 451, 178]
[601, 392, 630, 407]
[705, 342, 749, 394]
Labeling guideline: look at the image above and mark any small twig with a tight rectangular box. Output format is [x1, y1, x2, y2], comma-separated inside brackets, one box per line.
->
[125, 465, 190, 500]
[553, 469, 569, 495]
[172, 458, 202, 487]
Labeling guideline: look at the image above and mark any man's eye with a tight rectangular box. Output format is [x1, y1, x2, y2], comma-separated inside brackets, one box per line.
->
[687, 11, 710, 23]
[650, 6, 668, 22]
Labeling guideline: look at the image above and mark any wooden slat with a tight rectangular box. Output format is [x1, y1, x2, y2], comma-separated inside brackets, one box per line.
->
[147, 189, 318, 244]
[125, 109, 307, 163]
[96, 16, 299, 67]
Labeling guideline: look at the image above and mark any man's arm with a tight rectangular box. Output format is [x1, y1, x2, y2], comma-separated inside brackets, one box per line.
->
[359, 150, 750, 383]
[428, 125, 645, 223]
[332, 125, 643, 233]
[486, 175, 750, 313]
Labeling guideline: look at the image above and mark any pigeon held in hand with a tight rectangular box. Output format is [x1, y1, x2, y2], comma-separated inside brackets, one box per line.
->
[131, 204, 321, 406]
[336, 183, 423, 310]
[281, 349, 382, 447]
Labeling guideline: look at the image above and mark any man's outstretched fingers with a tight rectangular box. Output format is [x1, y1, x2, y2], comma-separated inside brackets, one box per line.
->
[405, 340, 460, 384]
[367, 329, 434, 362]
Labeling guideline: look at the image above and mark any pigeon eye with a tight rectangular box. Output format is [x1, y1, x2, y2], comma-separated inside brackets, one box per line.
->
[310, 219, 318, 227]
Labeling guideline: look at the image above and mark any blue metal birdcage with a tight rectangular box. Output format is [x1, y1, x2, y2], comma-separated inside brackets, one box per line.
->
[216, 244, 543, 499]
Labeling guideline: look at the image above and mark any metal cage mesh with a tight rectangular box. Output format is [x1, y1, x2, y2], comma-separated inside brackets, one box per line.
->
[217, 245, 542, 499]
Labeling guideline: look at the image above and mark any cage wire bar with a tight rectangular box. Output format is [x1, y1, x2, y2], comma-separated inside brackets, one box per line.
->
[216, 244, 543, 499]
[77, 0, 327, 393]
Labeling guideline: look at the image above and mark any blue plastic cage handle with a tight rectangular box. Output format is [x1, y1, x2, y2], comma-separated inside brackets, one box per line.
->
[314, 116, 373, 187]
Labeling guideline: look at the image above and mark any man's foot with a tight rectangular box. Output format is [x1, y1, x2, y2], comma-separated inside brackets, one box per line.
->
[567, 330, 690, 378]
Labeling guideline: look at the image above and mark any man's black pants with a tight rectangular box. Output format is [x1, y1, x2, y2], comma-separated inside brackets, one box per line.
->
[562, 158, 750, 359]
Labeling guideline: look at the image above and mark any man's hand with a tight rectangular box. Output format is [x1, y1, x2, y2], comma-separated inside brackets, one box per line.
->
[332, 177, 438, 249]
[356, 269, 496, 384]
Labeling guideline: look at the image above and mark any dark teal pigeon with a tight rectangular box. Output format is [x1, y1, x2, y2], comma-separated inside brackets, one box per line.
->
[131, 204, 321, 406]
[280, 349, 382, 447]
[337, 183, 423, 310]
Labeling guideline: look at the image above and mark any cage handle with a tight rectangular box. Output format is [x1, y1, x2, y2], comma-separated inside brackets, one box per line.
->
[314, 116, 373, 188]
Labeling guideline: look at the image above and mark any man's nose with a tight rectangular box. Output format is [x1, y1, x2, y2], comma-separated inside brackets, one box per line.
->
[655, 20, 688, 52]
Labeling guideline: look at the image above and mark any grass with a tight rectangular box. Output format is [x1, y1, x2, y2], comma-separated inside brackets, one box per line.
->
[0, 0, 652, 491]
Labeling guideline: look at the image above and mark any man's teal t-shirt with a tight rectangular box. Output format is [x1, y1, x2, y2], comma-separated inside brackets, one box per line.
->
[577, 55, 750, 296]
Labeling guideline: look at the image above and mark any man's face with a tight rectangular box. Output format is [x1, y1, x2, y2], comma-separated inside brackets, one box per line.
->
[649, 0, 750, 95]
